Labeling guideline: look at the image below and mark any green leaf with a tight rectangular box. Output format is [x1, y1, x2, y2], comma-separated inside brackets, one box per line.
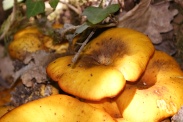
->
[26, 0, 45, 18]
[74, 22, 91, 36]
[83, 4, 120, 24]
[49, 0, 59, 9]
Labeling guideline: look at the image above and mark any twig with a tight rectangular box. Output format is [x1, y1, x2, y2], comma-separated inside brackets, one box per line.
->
[95, 23, 117, 28]
[118, 0, 151, 26]
[152, 0, 174, 5]
[0, 0, 17, 40]
[118, 0, 124, 9]
[58, 24, 80, 42]
[59, 0, 82, 15]
[72, 30, 95, 64]
[108, 0, 113, 5]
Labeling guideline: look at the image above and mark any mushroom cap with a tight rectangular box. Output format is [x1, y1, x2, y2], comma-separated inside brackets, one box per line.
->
[0, 95, 116, 122]
[116, 51, 183, 122]
[0, 106, 14, 118]
[8, 26, 68, 60]
[8, 26, 46, 60]
[83, 98, 122, 118]
[47, 28, 154, 100]
[8, 33, 44, 60]
[43, 36, 69, 54]
[13, 26, 41, 40]
[83, 28, 154, 81]
[47, 56, 125, 100]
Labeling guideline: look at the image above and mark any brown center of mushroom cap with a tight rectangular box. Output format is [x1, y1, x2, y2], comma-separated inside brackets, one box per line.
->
[80, 37, 128, 68]
[46, 28, 155, 100]
[72, 28, 155, 82]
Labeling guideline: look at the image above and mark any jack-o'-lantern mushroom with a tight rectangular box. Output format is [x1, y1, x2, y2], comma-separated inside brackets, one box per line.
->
[8, 26, 68, 61]
[8, 26, 48, 60]
[0, 94, 116, 122]
[13, 26, 42, 40]
[116, 51, 183, 122]
[84, 98, 122, 118]
[46, 28, 154, 100]
[8, 33, 45, 60]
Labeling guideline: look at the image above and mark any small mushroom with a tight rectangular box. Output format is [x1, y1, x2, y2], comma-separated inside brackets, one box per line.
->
[0, 95, 116, 122]
[116, 51, 183, 122]
[43, 37, 69, 54]
[8, 27, 46, 60]
[8, 26, 68, 60]
[46, 28, 154, 100]
[13, 26, 41, 40]
[8, 33, 45, 60]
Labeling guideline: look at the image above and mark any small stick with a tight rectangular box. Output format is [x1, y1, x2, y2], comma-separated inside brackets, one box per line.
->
[0, 0, 17, 40]
[59, 0, 82, 15]
[72, 30, 95, 64]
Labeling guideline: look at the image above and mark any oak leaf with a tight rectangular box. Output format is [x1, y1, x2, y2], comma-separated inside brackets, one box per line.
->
[118, 0, 178, 44]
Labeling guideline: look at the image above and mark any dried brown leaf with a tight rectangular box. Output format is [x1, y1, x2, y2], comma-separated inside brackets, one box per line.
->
[174, 0, 183, 7]
[172, 106, 183, 122]
[0, 48, 62, 88]
[118, 0, 178, 44]
[0, 45, 14, 88]
[19, 50, 62, 87]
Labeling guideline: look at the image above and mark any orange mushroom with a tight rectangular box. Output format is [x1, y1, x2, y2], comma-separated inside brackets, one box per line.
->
[8, 26, 69, 60]
[8, 33, 45, 60]
[83, 28, 154, 81]
[83, 98, 122, 118]
[13, 26, 41, 40]
[8, 26, 47, 60]
[46, 28, 154, 100]
[0, 106, 14, 118]
[0, 94, 116, 122]
[116, 51, 183, 122]
[47, 56, 125, 100]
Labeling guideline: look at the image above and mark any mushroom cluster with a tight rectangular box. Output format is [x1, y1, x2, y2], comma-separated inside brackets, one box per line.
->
[46, 28, 154, 100]
[8, 26, 68, 61]
[1, 28, 183, 122]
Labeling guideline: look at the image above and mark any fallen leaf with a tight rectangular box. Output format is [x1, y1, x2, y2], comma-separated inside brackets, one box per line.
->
[19, 50, 62, 87]
[174, 0, 183, 8]
[154, 31, 177, 56]
[118, 0, 178, 44]
[0, 45, 14, 88]
[10, 83, 59, 107]
[172, 106, 183, 122]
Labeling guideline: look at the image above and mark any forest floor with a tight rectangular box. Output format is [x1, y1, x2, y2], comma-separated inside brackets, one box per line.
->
[0, 0, 183, 121]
